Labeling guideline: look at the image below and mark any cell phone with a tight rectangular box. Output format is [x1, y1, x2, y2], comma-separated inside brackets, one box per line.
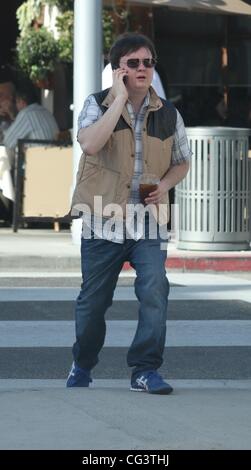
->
[113, 65, 127, 84]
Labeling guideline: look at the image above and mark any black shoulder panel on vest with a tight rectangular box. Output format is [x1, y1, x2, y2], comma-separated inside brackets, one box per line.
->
[147, 99, 177, 141]
[93, 89, 110, 114]
[93, 89, 130, 132]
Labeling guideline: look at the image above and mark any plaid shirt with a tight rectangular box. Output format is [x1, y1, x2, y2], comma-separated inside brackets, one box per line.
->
[126, 94, 149, 204]
[78, 92, 192, 243]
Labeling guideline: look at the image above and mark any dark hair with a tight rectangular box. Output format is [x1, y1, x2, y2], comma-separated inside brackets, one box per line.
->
[15, 80, 39, 105]
[109, 33, 157, 70]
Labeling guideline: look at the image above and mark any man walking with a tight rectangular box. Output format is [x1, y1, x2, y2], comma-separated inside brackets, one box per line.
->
[67, 33, 191, 394]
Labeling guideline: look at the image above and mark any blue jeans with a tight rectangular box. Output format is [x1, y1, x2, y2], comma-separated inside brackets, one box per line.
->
[72, 225, 169, 378]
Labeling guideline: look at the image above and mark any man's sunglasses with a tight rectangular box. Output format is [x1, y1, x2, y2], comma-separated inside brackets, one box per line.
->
[120, 58, 157, 69]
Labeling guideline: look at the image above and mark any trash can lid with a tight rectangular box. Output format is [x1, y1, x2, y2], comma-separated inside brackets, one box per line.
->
[186, 126, 251, 137]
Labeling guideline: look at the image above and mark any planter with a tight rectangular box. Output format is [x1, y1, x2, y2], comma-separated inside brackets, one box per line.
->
[35, 73, 55, 90]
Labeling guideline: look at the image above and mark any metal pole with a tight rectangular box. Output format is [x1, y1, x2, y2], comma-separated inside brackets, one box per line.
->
[71, 0, 102, 244]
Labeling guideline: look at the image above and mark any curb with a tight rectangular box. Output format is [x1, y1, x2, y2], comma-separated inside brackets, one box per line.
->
[124, 256, 251, 272]
[1, 255, 251, 272]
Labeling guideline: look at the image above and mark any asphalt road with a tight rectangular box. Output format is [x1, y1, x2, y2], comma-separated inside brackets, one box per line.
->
[0, 273, 251, 381]
[1, 272, 251, 450]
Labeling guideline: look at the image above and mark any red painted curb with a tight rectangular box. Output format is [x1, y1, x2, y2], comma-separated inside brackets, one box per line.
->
[166, 257, 251, 271]
[122, 257, 251, 271]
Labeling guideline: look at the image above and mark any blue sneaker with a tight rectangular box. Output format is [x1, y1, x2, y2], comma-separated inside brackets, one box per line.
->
[131, 370, 173, 395]
[66, 362, 92, 387]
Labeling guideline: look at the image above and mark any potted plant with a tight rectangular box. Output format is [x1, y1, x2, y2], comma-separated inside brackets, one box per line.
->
[16, 0, 44, 37]
[56, 10, 73, 63]
[16, 26, 59, 88]
[44, 0, 73, 12]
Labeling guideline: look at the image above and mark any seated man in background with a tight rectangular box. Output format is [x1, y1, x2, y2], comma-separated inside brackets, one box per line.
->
[1, 81, 59, 168]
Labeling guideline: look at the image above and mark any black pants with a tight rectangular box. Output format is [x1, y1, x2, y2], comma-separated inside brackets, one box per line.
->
[0, 191, 12, 223]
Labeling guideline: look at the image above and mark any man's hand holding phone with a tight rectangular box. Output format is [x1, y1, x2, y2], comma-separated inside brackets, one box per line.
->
[112, 67, 128, 101]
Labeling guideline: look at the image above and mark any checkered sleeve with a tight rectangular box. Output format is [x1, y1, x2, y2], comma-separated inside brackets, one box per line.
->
[77, 95, 103, 132]
[171, 109, 192, 165]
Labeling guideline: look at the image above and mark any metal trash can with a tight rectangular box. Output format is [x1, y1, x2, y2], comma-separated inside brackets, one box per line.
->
[176, 127, 251, 250]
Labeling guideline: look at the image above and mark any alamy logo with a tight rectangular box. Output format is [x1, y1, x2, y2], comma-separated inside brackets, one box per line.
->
[71, 196, 179, 245]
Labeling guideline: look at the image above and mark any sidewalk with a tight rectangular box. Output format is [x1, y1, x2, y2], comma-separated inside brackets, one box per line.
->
[1, 380, 251, 450]
[0, 228, 251, 273]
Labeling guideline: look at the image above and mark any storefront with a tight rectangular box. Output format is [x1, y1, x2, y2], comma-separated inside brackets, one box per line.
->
[3, 1, 251, 130]
[105, 0, 251, 128]
[153, 2, 251, 129]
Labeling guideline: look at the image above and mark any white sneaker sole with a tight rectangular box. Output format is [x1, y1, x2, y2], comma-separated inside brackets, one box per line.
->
[130, 387, 147, 392]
